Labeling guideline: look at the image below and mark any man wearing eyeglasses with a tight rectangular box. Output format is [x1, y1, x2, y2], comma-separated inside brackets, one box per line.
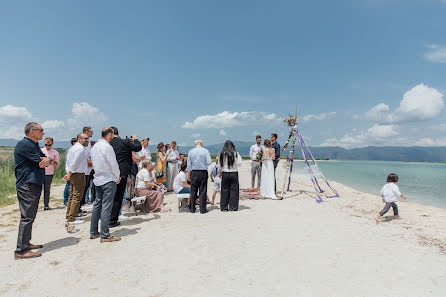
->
[64, 133, 89, 230]
[40, 137, 60, 210]
[14, 122, 52, 259]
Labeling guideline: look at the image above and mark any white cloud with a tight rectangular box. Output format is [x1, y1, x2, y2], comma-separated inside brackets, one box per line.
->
[190, 133, 201, 138]
[42, 120, 65, 129]
[67, 102, 107, 130]
[365, 84, 444, 124]
[367, 124, 398, 138]
[424, 44, 446, 63]
[182, 111, 279, 129]
[219, 129, 227, 136]
[0, 105, 32, 121]
[415, 137, 446, 146]
[301, 112, 336, 123]
[320, 124, 399, 149]
[0, 105, 34, 139]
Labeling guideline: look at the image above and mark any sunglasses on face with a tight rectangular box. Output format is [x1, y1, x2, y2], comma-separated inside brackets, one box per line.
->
[45, 144, 52, 147]
[33, 128, 44, 132]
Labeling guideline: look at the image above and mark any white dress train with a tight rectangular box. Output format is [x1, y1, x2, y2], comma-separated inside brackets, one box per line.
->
[260, 149, 277, 199]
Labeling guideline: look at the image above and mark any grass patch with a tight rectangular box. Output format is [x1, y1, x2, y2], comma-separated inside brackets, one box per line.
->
[0, 148, 67, 207]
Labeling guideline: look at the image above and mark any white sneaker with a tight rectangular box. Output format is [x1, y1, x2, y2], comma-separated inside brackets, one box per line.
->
[118, 215, 129, 221]
[81, 204, 93, 211]
[70, 219, 85, 225]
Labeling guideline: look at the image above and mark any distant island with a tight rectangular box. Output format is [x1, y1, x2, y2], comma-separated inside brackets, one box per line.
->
[1, 139, 445, 162]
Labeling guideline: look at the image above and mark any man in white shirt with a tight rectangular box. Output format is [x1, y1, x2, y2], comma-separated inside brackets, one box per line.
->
[64, 133, 89, 228]
[137, 137, 151, 168]
[89, 127, 121, 242]
[166, 141, 180, 192]
[249, 135, 263, 189]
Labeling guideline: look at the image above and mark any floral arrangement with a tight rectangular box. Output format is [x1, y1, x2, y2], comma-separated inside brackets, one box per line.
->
[284, 114, 297, 127]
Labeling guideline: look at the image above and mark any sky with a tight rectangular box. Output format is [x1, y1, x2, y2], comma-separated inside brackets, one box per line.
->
[0, 0, 445, 148]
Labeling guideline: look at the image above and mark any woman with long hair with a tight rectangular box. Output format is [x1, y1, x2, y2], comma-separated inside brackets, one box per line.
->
[219, 140, 242, 211]
[156, 142, 171, 186]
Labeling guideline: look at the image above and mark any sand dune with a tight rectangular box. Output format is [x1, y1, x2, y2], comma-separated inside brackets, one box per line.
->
[0, 160, 445, 297]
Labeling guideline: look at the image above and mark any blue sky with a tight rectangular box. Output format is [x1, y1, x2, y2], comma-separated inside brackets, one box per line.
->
[0, 0, 445, 148]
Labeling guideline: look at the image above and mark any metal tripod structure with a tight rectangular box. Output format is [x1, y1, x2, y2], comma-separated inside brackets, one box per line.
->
[280, 109, 339, 203]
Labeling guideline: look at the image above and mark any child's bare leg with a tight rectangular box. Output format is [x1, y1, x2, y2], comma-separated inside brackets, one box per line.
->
[375, 214, 381, 224]
[212, 191, 216, 204]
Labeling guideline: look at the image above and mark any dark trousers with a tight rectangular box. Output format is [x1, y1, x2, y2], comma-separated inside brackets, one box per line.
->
[43, 175, 53, 207]
[220, 172, 240, 211]
[63, 181, 70, 205]
[190, 170, 208, 213]
[273, 160, 279, 192]
[15, 183, 42, 254]
[110, 176, 128, 224]
[81, 174, 91, 205]
[380, 202, 399, 216]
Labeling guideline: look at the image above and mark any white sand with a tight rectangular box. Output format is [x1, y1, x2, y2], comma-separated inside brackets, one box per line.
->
[1, 160, 446, 297]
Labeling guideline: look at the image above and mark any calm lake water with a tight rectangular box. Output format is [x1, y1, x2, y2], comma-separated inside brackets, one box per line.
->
[292, 160, 446, 209]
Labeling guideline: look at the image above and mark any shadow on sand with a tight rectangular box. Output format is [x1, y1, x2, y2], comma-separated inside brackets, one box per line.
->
[40, 236, 81, 253]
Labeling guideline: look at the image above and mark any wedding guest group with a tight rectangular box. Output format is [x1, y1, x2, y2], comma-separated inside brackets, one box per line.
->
[12, 120, 284, 259]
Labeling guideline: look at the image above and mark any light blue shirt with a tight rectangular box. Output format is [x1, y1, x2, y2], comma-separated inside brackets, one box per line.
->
[187, 146, 211, 171]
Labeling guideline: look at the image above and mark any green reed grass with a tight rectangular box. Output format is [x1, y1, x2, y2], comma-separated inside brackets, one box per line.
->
[0, 148, 67, 207]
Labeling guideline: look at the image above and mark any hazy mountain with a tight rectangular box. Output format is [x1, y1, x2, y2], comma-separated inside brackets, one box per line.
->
[1, 139, 445, 161]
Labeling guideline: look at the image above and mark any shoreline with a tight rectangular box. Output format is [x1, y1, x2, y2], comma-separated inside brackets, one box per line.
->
[0, 160, 445, 296]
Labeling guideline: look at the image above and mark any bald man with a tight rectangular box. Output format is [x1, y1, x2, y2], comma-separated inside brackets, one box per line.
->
[64, 133, 89, 230]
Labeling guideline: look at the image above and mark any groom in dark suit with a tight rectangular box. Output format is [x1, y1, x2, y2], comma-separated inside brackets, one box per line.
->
[109, 127, 142, 227]
[271, 133, 280, 192]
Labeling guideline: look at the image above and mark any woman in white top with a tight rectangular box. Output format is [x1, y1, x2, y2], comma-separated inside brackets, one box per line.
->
[260, 139, 278, 199]
[135, 160, 170, 213]
[219, 140, 243, 211]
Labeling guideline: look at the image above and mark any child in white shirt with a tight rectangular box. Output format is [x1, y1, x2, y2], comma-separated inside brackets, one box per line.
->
[375, 173, 406, 223]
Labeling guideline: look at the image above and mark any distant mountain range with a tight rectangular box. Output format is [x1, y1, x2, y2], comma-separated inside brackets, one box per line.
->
[1, 138, 445, 162]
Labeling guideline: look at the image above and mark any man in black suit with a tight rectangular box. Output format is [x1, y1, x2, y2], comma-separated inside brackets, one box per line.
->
[108, 127, 142, 227]
[271, 133, 281, 192]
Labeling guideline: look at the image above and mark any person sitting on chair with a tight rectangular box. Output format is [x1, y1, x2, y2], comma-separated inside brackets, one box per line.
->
[135, 160, 170, 213]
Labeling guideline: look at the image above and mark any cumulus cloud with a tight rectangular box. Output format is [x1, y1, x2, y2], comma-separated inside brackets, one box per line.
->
[0, 105, 34, 139]
[424, 44, 446, 63]
[365, 84, 444, 124]
[67, 102, 107, 130]
[42, 120, 65, 129]
[301, 112, 336, 123]
[0, 105, 32, 121]
[320, 124, 399, 149]
[219, 129, 227, 136]
[182, 111, 279, 129]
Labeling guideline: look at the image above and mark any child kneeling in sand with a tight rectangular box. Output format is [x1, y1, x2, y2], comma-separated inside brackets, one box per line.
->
[375, 173, 406, 223]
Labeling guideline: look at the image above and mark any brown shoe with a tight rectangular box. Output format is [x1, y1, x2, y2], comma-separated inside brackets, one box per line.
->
[100, 235, 121, 243]
[28, 243, 43, 250]
[14, 250, 42, 260]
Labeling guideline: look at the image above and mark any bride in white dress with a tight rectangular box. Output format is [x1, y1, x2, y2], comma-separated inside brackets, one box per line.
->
[260, 139, 278, 199]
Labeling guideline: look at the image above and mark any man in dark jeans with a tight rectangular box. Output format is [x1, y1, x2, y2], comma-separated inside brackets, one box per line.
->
[109, 127, 141, 227]
[270, 133, 281, 192]
[14, 122, 51, 259]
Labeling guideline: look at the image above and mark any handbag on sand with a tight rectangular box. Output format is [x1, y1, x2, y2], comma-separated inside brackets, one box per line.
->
[155, 170, 163, 178]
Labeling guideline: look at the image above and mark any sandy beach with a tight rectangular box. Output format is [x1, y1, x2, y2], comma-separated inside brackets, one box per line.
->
[1, 160, 445, 297]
